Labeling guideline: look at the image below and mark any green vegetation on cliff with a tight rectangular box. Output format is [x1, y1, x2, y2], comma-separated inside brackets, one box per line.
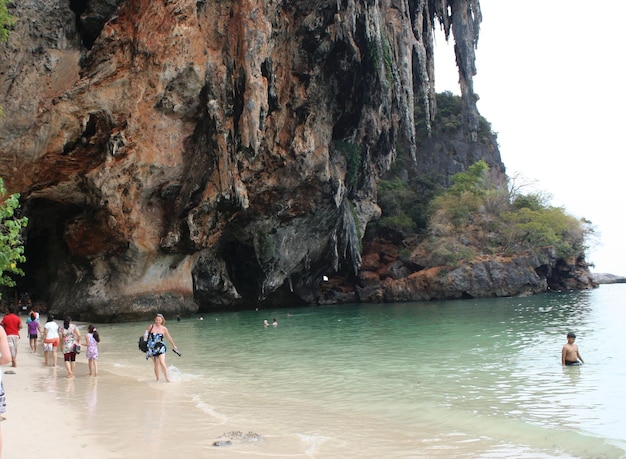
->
[0, 0, 13, 43]
[374, 159, 591, 266]
[372, 90, 593, 267]
[423, 160, 590, 265]
[415, 91, 495, 145]
[0, 178, 28, 292]
[0, 0, 14, 118]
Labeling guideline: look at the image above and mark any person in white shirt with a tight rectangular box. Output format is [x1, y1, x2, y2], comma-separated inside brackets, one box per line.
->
[42, 314, 60, 367]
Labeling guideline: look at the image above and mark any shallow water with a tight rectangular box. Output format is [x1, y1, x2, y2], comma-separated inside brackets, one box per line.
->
[44, 284, 626, 458]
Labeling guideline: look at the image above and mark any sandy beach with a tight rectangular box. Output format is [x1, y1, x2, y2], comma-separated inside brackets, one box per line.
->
[2, 335, 112, 459]
[1, 328, 217, 459]
[0, 323, 283, 459]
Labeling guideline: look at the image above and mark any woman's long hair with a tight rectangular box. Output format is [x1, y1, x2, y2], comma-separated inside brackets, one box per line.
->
[88, 324, 100, 343]
[63, 316, 72, 329]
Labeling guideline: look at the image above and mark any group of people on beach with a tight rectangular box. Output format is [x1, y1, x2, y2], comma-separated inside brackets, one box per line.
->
[0, 306, 99, 457]
[40, 314, 101, 378]
[0, 307, 180, 382]
[0, 306, 101, 378]
[0, 308, 181, 458]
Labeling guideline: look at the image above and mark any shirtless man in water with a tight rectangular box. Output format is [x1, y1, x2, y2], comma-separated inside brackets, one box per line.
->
[562, 332, 584, 366]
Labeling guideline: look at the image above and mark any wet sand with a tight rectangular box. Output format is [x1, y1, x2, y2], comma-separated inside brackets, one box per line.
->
[1, 333, 286, 459]
[2, 341, 112, 458]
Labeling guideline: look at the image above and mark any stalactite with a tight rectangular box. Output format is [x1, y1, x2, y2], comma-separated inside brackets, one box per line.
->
[408, 0, 482, 141]
[450, 0, 481, 140]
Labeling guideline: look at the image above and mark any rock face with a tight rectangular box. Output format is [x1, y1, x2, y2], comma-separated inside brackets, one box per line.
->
[0, 0, 592, 321]
[319, 244, 596, 305]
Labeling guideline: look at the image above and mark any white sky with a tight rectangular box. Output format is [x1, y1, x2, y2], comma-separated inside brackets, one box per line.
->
[434, 0, 626, 275]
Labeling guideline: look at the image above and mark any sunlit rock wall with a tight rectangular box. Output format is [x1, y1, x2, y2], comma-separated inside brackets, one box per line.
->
[0, 0, 482, 320]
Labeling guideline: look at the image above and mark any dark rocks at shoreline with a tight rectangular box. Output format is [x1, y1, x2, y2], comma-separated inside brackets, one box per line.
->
[213, 431, 261, 447]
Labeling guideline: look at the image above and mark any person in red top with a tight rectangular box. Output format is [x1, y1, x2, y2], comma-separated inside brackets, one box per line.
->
[1, 306, 23, 367]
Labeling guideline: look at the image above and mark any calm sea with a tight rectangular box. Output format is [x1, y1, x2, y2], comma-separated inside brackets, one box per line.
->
[48, 284, 626, 458]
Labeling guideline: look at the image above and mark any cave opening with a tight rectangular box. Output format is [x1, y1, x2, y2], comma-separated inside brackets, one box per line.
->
[221, 239, 263, 303]
[12, 198, 81, 312]
[68, 0, 89, 47]
[215, 236, 306, 309]
[68, 0, 123, 50]
[261, 281, 307, 308]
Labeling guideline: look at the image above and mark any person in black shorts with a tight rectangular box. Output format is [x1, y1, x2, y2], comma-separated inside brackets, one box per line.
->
[562, 332, 584, 366]
[26, 311, 42, 353]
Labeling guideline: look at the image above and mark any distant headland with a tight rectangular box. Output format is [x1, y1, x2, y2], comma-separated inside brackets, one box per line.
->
[591, 273, 626, 284]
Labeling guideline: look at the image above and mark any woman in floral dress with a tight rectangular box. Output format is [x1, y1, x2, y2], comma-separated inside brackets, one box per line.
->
[59, 316, 81, 378]
[144, 313, 178, 382]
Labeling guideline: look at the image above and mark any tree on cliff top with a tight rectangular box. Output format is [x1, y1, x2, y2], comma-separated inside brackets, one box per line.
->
[0, 178, 28, 293]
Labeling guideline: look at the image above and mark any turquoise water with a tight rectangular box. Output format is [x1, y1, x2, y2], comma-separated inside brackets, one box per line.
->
[52, 284, 626, 457]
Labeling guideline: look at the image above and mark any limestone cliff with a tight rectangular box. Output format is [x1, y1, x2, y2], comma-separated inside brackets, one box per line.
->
[0, 0, 591, 321]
